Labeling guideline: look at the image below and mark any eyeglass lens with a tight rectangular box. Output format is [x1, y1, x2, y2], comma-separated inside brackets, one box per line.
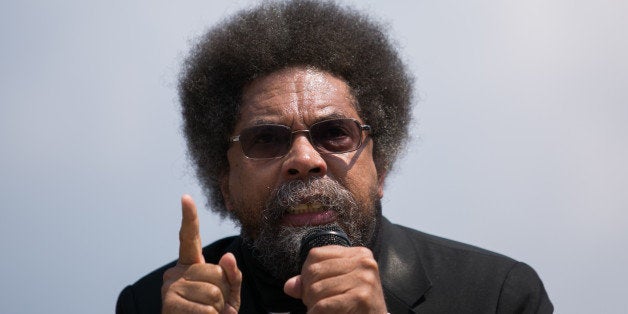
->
[237, 119, 365, 159]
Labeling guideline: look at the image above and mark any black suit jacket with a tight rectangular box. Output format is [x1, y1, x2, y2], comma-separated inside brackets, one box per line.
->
[117, 218, 553, 313]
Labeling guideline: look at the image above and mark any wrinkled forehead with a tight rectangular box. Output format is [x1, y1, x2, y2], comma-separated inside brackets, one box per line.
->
[236, 67, 359, 126]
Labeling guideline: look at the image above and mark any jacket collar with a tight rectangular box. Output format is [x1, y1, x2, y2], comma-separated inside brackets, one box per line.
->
[377, 217, 432, 313]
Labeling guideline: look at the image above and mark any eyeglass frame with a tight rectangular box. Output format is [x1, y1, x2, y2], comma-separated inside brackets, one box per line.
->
[228, 118, 372, 159]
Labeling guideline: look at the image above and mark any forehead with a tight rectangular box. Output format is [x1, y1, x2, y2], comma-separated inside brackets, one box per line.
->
[237, 67, 359, 127]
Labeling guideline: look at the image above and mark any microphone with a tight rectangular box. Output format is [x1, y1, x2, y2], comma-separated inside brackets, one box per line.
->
[299, 226, 351, 269]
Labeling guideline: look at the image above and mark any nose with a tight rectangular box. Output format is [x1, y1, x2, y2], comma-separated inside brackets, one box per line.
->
[281, 133, 328, 179]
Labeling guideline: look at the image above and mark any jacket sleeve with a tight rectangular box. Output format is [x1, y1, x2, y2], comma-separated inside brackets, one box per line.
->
[116, 285, 138, 314]
[497, 262, 553, 313]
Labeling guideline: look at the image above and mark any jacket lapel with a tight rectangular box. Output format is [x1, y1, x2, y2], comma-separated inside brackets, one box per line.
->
[378, 218, 432, 313]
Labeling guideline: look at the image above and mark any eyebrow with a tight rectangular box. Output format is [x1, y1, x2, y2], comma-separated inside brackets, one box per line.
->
[315, 112, 366, 125]
[250, 119, 280, 126]
[317, 112, 350, 121]
[247, 112, 358, 128]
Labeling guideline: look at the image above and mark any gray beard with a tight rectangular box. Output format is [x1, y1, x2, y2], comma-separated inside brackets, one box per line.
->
[240, 177, 379, 282]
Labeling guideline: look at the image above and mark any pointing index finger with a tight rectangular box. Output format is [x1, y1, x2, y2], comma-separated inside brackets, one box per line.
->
[178, 194, 205, 265]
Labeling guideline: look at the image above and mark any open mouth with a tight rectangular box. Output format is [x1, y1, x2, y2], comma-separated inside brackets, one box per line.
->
[281, 202, 337, 226]
[286, 202, 324, 214]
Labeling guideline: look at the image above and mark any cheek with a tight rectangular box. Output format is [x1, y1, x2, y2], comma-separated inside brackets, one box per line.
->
[332, 149, 380, 202]
[226, 155, 279, 209]
[345, 166, 379, 199]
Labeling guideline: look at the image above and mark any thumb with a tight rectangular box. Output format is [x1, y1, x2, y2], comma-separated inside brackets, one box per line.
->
[283, 275, 303, 299]
[219, 253, 242, 312]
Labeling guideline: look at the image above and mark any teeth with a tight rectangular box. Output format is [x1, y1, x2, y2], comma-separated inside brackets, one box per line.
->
[288, 203, 323, 214]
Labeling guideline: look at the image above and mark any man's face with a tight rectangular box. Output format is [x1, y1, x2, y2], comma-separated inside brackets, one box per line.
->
[222, 67, 385, 278]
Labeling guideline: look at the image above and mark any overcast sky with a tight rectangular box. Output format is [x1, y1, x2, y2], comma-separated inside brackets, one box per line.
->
[1, 1, 627, 313]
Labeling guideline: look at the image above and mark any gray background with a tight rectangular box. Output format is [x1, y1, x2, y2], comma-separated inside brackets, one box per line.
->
[1, 1, 626, 313]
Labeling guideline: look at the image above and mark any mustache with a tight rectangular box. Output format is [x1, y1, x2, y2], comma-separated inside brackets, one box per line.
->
[263, 177, 356, 222]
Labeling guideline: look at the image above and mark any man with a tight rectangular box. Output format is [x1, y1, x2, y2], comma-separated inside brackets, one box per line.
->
[117, 1, 553, 313]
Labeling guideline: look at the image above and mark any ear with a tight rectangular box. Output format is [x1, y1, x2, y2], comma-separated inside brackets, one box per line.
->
[376, 170, 387, 199]
[220, 174, 234, 212]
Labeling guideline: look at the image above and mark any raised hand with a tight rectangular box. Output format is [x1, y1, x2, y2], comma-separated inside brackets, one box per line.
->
[284, 245, 387, 314]
[161, 195, 242, 314]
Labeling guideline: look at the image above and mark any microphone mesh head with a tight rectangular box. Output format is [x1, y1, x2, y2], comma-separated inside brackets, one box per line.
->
[299, 226, 351, 268]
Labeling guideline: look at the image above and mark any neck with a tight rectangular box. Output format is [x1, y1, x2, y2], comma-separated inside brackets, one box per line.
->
[240, 241, 307, 313]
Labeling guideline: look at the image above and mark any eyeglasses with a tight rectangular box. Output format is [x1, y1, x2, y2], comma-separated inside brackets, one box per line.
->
[229, 118, 371, 159]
